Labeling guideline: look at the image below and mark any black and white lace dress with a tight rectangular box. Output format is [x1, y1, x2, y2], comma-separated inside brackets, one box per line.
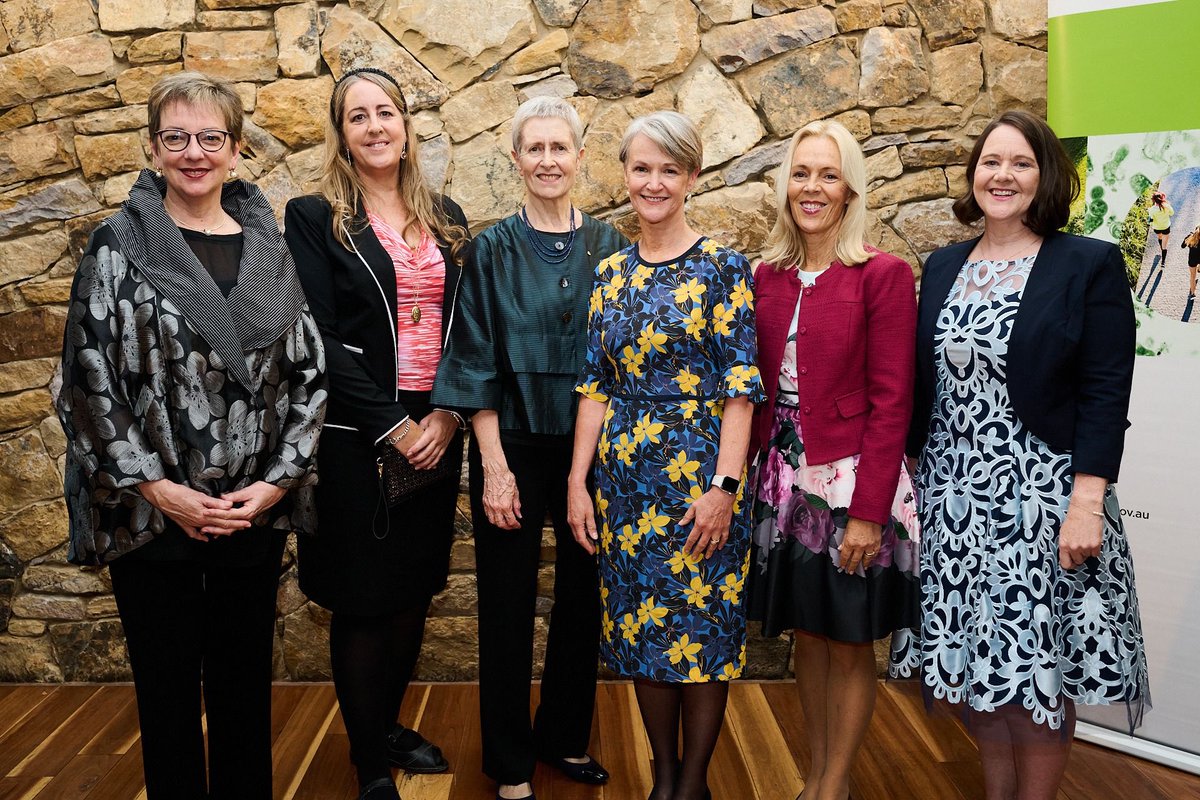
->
[912, 254, 1150, 730]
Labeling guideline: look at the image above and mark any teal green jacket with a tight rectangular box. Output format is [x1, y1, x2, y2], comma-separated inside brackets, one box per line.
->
[433, 212, 628, 436]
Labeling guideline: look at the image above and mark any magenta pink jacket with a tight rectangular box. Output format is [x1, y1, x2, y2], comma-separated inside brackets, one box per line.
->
[751, 248, 917, 525]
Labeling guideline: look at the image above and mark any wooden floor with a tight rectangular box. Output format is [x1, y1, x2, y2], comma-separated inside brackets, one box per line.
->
[0, 681, 1195, 800]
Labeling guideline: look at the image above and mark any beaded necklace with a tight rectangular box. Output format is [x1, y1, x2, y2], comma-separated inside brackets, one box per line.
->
[520, 205, 576, 264]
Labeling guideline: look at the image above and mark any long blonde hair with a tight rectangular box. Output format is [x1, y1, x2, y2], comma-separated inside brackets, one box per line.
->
[318, 70, 468, 264]
[760, 120, 870, 270]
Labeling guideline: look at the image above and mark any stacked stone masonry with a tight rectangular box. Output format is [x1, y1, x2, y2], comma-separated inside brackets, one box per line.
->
[0, 0, 1047, 682]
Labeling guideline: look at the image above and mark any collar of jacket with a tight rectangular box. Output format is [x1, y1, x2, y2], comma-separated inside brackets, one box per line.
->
[104, 169, 305, 391]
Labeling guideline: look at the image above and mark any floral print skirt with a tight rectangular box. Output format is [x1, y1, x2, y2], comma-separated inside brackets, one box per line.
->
[747, 404, 922, 646]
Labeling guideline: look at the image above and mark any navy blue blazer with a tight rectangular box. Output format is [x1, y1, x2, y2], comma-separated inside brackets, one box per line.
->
[907, 231, 1135, 481]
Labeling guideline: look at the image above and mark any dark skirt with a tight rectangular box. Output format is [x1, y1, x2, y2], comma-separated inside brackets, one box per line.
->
[746, 404, 921, 644]
[299, 391, 463, 616]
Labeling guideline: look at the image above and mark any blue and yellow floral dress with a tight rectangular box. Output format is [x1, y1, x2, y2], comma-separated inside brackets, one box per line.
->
[576, 237, 764, 683]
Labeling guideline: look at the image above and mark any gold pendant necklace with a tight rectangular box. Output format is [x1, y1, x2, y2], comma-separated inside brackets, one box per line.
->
[405, 235, 426, 324]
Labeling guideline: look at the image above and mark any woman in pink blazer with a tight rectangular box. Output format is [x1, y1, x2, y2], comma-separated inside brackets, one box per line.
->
[746, 119, 919, 800]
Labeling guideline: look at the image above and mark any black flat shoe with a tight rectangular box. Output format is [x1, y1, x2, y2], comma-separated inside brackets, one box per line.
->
[387, 724, 449, 773]
[539, 753, 610, 784]
[357, 777, 400, 800]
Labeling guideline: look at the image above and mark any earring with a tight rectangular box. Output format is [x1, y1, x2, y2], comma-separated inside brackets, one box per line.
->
[345, 147, 353, 165]
[154, 167, 162, 177]
[400, 145, 407, 160]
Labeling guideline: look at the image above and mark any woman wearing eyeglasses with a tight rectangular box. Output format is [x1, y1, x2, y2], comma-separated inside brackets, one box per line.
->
[56, 71, 327, 798]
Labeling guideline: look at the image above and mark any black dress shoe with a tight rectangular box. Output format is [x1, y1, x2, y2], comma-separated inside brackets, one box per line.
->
[386, 724, 450, 773]
[357, 777, 400, 800]
[539, 753, 610, 784]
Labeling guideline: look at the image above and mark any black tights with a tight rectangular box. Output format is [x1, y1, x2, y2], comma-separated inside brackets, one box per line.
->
[330, 602, 431, 788]
[635, 679, 728, 800]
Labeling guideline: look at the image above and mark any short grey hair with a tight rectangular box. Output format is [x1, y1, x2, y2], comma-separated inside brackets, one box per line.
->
[618, 111, 703, 176]
[511, 96, 584, 153]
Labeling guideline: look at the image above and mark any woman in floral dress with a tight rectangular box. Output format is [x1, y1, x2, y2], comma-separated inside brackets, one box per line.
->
[908, 110, 1149, 800]
[568, 111, 762, 800]
[747, 120, 920, 800]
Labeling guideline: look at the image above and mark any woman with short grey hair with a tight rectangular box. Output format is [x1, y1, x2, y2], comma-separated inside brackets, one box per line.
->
[568, 110, 763, 800]
[434, 95, 627, 800]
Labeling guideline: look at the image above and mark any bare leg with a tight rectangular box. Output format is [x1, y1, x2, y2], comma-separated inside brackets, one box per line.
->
[970, 707, 1017, 800]
[1011, 700, 1075, 800]
[634, 679, 681, 800]
[815, 641, 877, 800]
[792, 633, 829, 798]
[1188, 266, 1197, 296]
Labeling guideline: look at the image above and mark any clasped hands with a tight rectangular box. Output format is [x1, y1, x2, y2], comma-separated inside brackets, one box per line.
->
[393, 410, 459, 470]
[138, 478, 286, 542]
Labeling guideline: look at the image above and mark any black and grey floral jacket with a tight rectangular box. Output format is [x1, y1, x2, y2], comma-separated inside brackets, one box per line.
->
[57, 170, 327, 565]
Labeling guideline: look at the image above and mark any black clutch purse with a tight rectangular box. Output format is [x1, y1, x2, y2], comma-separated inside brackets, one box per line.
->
[376, 442, 456, 506]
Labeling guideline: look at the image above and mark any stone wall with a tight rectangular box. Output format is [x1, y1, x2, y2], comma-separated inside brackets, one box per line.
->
[0, 0, 1046, 681]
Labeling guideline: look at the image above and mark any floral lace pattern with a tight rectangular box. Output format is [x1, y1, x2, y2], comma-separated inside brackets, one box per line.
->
[909, 256, 1150, 728]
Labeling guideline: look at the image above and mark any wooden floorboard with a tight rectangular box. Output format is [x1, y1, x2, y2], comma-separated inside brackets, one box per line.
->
[0, 682, 1194, 799]
[12, 687, 130, 779]
[0, 688, 99, 778]
[28, 754, 121, 800]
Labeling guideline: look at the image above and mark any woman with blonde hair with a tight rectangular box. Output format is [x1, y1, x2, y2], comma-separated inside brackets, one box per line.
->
[284, 67, 470, 800]
[569, 111, 763, 800]
[747, 119, 920, 800]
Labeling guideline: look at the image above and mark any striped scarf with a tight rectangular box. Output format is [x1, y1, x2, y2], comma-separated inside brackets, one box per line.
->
[103, 169, 305, 390]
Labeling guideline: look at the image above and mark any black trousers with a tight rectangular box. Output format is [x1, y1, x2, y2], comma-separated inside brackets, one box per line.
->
[109, 534, 285, 800]
[470, 436, 602, 785]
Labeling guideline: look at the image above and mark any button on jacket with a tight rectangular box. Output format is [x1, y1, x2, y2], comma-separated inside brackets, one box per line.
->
[752, 249, 917, 525]
[433, 212, 628, 436]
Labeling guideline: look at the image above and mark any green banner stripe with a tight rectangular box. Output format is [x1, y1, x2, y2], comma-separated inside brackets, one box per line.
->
[1048, 1, 1200, 138]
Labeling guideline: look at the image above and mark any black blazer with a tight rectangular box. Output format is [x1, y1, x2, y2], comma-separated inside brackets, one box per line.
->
[908, 231, 1135, 481]
[283, 193, 467, 444]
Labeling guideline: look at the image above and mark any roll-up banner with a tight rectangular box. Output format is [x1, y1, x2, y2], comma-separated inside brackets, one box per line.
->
[1049, 0, 1200, 774]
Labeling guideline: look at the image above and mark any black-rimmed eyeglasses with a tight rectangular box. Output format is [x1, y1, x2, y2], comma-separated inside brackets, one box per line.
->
[155, 129, 232, 152]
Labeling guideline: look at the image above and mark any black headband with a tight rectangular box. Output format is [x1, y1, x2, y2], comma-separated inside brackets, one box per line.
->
[330, 67, 408, 121]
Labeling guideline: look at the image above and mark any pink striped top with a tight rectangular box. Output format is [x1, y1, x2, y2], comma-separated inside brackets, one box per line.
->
[368, 211, 445, 391]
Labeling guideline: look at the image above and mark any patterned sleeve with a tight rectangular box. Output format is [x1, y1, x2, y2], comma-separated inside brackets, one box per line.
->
[262, 306, 327, 489]
[575, 250, 626, 402]
[56, 230, 167, 500]
[707, 244, 764, 403]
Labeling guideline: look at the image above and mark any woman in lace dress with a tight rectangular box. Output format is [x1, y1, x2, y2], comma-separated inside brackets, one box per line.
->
[907, 110, 1150, 800]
